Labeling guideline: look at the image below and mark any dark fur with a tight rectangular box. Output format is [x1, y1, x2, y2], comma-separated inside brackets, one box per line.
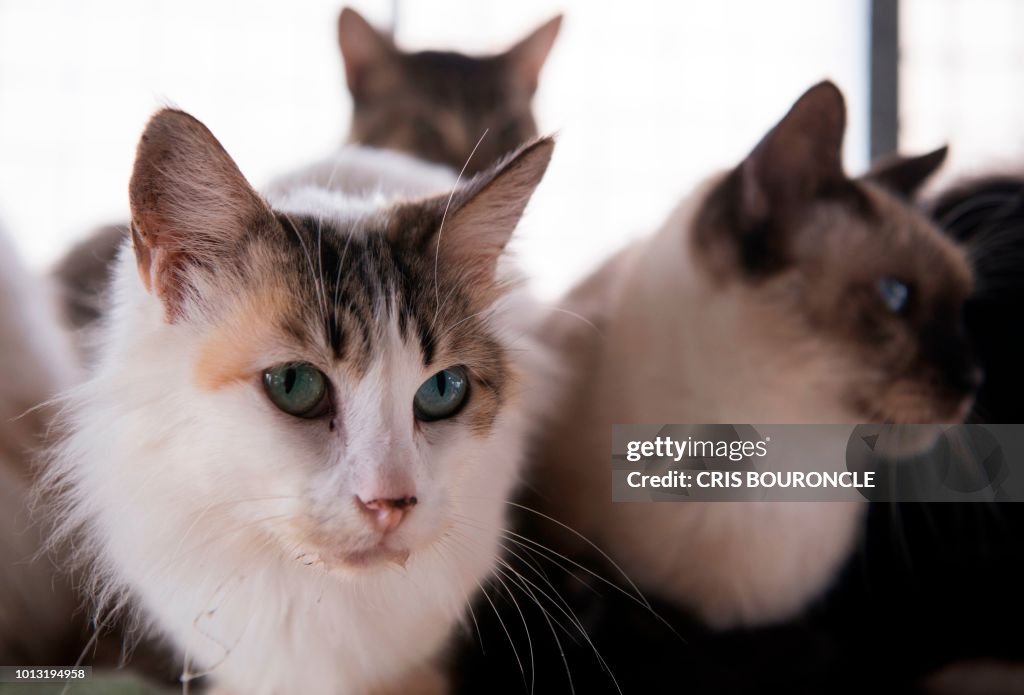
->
[452, 489, 1024, 694]
[51, 224, 125, 331]
[692, 82, 976, 423]
[339, 7, 559, 174]
[927, 175, 1024, 424]
[347, 48, 537, 173]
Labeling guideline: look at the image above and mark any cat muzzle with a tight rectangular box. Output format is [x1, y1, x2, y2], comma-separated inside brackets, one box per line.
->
[355, 494, 418, 534]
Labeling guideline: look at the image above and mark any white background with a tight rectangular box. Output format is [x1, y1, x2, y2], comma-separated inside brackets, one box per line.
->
[1, 1, 1003, 300]
[900, 0, 1024, 187]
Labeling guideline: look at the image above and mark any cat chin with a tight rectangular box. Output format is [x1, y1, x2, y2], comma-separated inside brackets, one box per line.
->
[299, 541, 414, 573]
[280, 510, 452, 576]
[339, 546, 412, 570]
[299, 546, 412, 575]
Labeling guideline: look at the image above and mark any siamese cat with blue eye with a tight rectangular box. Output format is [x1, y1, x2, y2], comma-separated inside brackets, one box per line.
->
[535, 82, 978, 629]
[44, 109, 556, 694]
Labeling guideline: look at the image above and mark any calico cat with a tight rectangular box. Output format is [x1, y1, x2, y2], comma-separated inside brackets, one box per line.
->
[0, 224, 80, 662]
[43, 109, 556, 694]
[533, 81, 978, 629]
[338, 7, 561, 175]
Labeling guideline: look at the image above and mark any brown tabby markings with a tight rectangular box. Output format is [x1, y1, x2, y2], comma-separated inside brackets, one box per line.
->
[189, 208, 513, 436]
[338, 7, 561, 174]
[166, 126, 554, 437]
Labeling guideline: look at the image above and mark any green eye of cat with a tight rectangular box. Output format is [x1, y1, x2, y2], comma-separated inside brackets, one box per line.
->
[263, 363, 330, 418]
[414, 367, 469, 422]
[878, 277, 911, 314]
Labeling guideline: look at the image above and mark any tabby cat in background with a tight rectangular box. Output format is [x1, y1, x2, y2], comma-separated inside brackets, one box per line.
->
[338, 7, 560, 174]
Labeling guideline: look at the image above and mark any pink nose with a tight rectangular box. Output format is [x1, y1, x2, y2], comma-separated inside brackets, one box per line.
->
[355, 495, 417, 534]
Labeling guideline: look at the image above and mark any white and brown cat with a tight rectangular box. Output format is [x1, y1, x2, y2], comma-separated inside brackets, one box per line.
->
[535, 81, 978, 629]
[45, 110, 557, 694]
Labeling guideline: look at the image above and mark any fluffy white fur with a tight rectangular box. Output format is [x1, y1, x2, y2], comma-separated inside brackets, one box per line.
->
[46, 146, 555, 694]
[264, 145, 460, 204]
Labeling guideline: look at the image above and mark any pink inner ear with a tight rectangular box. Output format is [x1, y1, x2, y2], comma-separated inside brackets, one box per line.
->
[128, 108, 275, 320]
[130, 223, 154, 293]
[434, 137, 555, 292]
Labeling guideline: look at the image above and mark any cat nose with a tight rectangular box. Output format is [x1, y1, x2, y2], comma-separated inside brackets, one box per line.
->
[355, 495, 417, 534]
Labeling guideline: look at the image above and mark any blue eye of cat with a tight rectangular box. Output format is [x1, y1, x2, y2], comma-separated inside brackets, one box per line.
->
[263, 363, 330, 418]
[414, 367, 469, 422]
[878, 277, 910, 314]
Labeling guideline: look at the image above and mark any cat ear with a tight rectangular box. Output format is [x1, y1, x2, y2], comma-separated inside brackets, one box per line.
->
[443, 137, 554, 284]
[337, 7, 395, 98]
[863, 145, 948, 199]
[739, 80, 848, 224]
[505, 15, 562, 92]
[403, 137, 554, 291]
[128, 108, 274, 319]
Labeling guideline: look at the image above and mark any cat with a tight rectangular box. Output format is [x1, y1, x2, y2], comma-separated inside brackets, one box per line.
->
[531, 81, 978, 630]
[338, 6, 561, 175]
[852, 153, 1024, 426]
[927, 172, 1024, 424]
[52, 223, 125, 332]
[52, 9, 561, 342]
[0, 223, 80, 662]
[43, 109, 556, 694]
